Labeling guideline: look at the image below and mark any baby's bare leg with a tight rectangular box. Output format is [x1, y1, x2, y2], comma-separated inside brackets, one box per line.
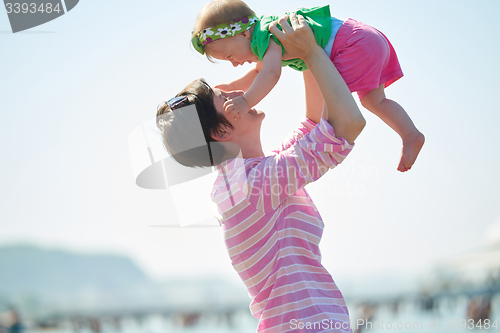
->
[361, 84, 424, 172]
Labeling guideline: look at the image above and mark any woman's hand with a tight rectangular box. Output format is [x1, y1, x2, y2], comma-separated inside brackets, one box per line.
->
[269, 13, 320, 61]
[270, 12, 365, 144]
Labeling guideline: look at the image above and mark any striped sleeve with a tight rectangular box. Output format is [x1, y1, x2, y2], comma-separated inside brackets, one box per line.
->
[271, 118, 316, 154]
[246, 118, 353, 213]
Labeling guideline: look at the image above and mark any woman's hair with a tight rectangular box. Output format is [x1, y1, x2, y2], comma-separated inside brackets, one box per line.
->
[156, 79, 233, 167]
[193, 0, 256, 59]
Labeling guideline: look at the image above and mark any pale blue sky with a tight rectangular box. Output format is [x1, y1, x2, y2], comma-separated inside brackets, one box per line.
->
[1, 0, 500, 292]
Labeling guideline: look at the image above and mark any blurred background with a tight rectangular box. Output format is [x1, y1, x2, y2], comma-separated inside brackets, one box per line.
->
[1, 0, 499, 332]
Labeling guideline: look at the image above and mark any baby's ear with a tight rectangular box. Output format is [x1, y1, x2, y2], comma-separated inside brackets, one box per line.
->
[241, 30, 251, 39]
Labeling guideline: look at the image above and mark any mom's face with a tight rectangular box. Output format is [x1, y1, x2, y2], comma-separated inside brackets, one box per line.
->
[213, 88, 265, 139]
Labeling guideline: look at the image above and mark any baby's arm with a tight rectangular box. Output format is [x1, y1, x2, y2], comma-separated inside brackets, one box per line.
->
[244, 39, 282, 107]
[224, 39, 282, 119]
[216, 66, 259, 92]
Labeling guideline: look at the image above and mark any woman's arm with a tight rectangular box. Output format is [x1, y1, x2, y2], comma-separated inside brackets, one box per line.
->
[270, 14, 365, 144]
[302, 69, 324, 124]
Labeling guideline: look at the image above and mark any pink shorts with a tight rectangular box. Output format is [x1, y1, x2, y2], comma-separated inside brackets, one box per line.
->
[329, 18, 404, 100]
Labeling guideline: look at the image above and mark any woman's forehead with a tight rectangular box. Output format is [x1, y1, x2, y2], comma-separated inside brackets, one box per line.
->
[213, 88, 225, 111]
[214, 88, 231, 100]
[213, 88, 223, 100]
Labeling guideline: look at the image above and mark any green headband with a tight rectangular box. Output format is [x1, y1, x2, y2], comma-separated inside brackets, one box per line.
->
[191, 15, 259, 55]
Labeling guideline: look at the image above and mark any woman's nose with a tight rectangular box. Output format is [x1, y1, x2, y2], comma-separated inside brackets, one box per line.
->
[231, 61, 239, 67]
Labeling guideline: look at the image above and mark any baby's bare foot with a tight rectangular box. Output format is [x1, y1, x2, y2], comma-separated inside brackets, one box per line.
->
[397, 131, 425, 172]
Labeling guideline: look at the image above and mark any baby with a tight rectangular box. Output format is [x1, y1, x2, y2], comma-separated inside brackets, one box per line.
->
[191, 0, 424, 172]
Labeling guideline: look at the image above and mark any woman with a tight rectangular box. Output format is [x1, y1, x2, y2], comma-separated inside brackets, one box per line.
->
[157, 13, 365, 333]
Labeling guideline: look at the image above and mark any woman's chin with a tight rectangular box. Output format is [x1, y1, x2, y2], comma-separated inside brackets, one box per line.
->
[250, 108, 264, 115]
[249, 108, 265, 120]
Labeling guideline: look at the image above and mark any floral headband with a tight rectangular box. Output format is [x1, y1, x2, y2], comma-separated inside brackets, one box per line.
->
[191, 15, 259, 55]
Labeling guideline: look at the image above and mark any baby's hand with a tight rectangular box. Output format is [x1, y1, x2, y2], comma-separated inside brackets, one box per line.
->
[215, 83, 233, 92]
[224, 96, 250, 120]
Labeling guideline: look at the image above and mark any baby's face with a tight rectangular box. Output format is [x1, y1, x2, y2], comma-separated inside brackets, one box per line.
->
[207, 32, 258, 67]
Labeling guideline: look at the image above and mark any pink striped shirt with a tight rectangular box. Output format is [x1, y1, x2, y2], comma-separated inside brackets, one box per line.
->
[211, 118, 354, 333]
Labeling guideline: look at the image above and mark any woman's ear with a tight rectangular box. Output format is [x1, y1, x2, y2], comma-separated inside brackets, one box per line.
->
[211, 126, 233, 141]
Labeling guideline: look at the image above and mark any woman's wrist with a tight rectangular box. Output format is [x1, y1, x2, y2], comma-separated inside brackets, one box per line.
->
[302, 45, 325, 67]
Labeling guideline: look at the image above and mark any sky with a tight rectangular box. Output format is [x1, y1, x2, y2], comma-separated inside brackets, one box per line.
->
[1, 0, 500, 295]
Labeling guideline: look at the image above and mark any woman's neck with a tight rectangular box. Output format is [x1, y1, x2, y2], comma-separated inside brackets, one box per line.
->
[242, 145, 265, 158]
[235, 133, 265, 159]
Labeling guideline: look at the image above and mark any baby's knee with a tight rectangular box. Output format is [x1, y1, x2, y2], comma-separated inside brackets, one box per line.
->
[361, 94, 380, 110]
[360, 88, 386, 110]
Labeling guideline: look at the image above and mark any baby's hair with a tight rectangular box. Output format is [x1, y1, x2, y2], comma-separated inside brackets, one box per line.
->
[193, 0, 256, 60]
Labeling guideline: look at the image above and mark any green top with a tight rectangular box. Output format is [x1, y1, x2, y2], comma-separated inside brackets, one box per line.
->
[250, 5, 332, 71]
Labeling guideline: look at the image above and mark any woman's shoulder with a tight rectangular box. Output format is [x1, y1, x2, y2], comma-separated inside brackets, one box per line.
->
[271, 118, 317, 154]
